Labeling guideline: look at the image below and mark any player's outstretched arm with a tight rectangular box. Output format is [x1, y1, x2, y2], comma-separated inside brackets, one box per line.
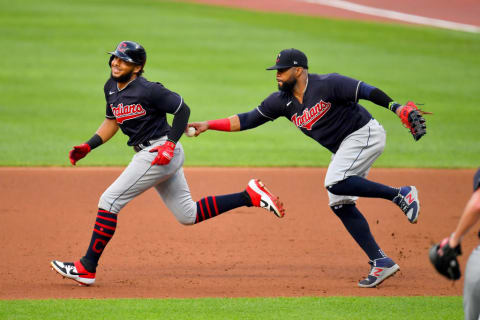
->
[188, 107, 270, 137]
[449, 188, 480, 247]
[188, 115, 241, 137]
[69, 119, 119, 165]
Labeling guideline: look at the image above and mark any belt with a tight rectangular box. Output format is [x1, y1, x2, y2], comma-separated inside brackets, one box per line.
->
[133, 140, 154, 153]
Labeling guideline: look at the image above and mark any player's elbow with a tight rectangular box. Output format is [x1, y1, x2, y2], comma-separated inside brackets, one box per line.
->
[471, 189, 480, 214]
[471, 200, 480, 215]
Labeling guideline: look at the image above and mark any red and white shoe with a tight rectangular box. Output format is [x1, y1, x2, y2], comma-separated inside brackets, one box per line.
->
[246, 179, 285, 218]
[51, 260, 96, 286]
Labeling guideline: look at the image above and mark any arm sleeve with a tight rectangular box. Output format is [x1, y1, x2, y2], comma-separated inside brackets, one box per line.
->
[358, 82, 393, 108]
[238, 108, 270, 130]
[167, 101, 190, 143]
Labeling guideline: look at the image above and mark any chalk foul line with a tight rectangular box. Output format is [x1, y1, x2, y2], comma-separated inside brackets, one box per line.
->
[299, 0, 480, 33]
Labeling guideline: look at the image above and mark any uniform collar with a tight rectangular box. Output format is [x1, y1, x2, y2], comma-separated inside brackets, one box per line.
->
[117, 76, 138, 92]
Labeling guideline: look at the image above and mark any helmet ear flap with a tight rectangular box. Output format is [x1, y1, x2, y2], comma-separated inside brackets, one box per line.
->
[108, 55, 114, 67]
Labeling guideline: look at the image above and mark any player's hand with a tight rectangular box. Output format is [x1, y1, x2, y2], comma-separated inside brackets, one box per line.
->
[429, 236, 462, 280]
[69, 143, 91, 165]
[187, 122, 209, 137]
[149, 141, 176, 166]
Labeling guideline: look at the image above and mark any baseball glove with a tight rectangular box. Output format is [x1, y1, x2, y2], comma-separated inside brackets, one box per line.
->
[429, 237, 462, 280]
[398, 101, 431, 141]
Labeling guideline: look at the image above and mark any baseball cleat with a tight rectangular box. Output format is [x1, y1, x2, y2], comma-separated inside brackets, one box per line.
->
[246, 179, 285, 218]
[358, 257, 400, 288]
[393, 186, 420, 223]
[51, 260, 95, 286]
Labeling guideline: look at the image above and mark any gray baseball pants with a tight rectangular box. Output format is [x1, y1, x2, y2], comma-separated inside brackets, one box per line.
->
[97, 137, 197, 225]
[324, 118, 386, 206]
[464, 245, 480, 320]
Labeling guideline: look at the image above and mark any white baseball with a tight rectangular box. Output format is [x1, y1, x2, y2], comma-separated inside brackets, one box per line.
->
[186, 127, 196, 137]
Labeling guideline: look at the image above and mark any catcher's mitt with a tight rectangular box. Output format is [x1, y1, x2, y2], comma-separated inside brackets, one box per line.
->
[429, 237, 462, 280]
[398, 101, 431, 141]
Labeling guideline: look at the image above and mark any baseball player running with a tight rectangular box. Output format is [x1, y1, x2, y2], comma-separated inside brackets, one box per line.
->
[430, 168, 480, 320]
[50, 41, 285, 286]
[189, 48, 428, 288]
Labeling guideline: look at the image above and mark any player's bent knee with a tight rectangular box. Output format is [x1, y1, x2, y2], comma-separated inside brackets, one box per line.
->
[327, 189, 357, 207]
[98, 194, 121, 214]
[176, 215, 195, 226]
[326, 183, 342, 195]
[172, 205, 197, 225]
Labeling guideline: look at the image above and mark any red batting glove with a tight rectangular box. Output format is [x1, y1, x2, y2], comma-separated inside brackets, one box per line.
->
[149, 141, 176, 166]
[69, 143, 91, 165]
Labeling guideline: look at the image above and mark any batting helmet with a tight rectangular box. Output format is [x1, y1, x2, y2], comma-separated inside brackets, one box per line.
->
[108, 41, 147, 67]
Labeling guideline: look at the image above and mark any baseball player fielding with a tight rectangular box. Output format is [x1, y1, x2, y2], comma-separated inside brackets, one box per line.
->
[189, 48, 428, 288]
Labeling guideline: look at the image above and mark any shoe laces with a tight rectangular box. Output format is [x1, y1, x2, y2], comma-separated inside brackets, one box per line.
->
[393, 195, 409, 213]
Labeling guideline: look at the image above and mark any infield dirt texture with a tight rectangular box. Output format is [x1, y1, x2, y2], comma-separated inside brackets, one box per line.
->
[1, 167, 477, 299]
[1, 0, 479, 304]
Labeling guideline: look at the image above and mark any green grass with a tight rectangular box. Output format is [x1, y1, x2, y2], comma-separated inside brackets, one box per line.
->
[1, 0, 479, 167]
[0, 296, 462, 319]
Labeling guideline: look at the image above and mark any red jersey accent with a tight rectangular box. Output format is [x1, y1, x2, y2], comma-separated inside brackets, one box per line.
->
[110, 103, 146, 124]
[291, 100, 331, 130]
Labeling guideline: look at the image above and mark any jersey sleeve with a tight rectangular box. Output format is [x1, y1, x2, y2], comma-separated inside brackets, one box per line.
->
[104, 82, 115, 119]
[329, 73, 362, 103]
[238, 108, 270, 130]
[149, 82, 183, 114]
[474, 168, 480, 191]
[105, 104, 115, 119]
[256, 93, 285, 121]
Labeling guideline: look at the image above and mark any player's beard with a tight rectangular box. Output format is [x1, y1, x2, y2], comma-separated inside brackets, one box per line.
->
[110, 70, 135, 83]
[278, 77, 297, 93]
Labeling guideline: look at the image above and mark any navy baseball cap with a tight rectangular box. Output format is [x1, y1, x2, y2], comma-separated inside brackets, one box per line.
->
[266, 48, 308, 70]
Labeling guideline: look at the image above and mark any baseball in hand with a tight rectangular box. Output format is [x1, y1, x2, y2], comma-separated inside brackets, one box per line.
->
[186, 126, 196, 137]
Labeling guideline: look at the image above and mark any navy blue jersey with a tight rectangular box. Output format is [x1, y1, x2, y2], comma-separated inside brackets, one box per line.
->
[104, 77, 183, 146]
[257, 73, 372, 153]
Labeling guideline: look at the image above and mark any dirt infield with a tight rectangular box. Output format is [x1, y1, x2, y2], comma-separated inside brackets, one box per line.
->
[0, 167, 477, 299]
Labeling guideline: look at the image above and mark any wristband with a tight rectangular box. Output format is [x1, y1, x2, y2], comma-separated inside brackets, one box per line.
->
[86, 134, 103, 150]
[388, 101, 401, 114]
[207, 118, 231, 131]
